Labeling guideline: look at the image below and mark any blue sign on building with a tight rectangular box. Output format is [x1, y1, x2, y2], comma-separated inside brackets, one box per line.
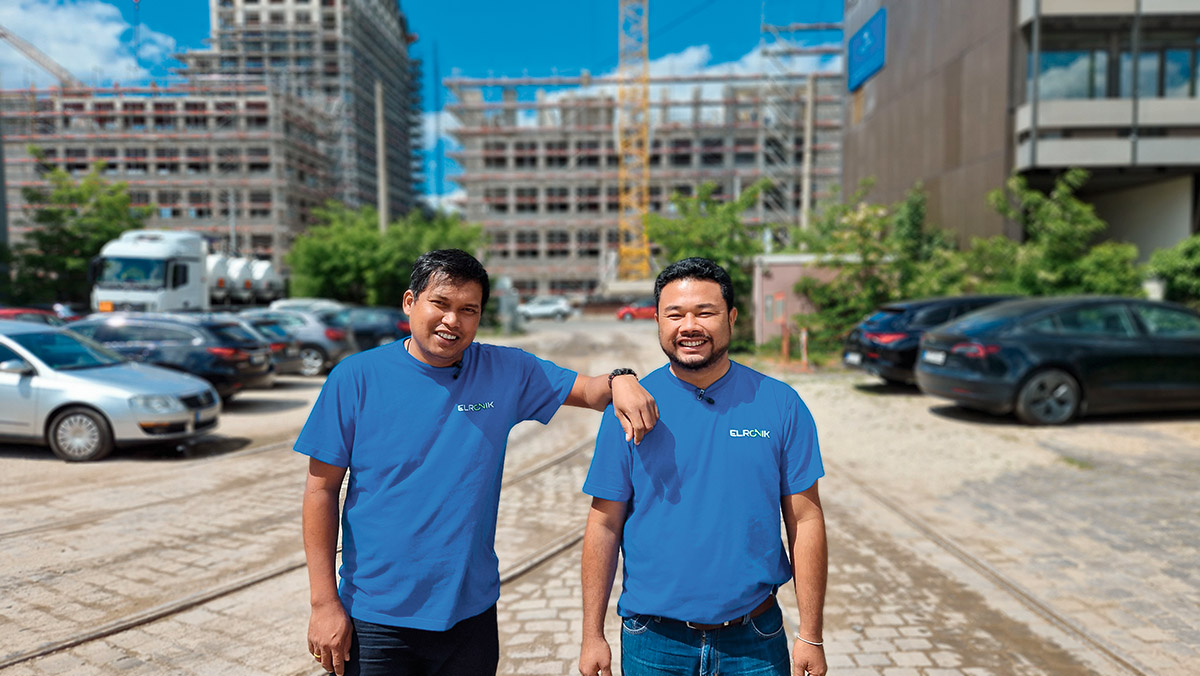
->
[847, 8, 887, 92]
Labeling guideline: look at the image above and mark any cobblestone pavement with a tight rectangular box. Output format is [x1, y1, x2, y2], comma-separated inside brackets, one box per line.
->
[3, 323, 1198, 675]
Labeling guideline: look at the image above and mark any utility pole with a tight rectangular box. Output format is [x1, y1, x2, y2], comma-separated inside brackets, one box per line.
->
[376, 79, 389, 232]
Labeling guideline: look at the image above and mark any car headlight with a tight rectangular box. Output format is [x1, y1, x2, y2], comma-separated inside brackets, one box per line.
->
[129, 395, 185, 414]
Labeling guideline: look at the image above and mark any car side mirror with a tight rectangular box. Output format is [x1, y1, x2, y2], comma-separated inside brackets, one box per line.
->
[0, 359, 34, 375]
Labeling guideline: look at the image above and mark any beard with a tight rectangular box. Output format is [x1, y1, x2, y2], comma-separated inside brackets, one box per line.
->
[661, 336, 729, 372]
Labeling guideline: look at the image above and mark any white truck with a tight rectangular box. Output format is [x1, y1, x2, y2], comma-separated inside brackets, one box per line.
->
[90, 230, 210, 313]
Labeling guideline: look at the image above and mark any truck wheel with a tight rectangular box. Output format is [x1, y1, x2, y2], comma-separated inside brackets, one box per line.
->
[299, 346, 328, 377]
[48, 406, 114, 462]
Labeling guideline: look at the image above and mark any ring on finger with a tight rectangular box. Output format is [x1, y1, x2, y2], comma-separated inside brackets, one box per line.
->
[312, 652, 321, 660]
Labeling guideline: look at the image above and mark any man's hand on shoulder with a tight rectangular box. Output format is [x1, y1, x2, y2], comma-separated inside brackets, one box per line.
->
[578, 634, 613, 676]
[792, 639, 827, 676]
[610, 374, 657, 444]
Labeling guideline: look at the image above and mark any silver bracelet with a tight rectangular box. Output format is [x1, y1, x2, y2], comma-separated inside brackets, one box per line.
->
[794, 634, 823, 646]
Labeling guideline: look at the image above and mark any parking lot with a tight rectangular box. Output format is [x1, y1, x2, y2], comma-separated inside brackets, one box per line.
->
[0, 318, 1197, 674]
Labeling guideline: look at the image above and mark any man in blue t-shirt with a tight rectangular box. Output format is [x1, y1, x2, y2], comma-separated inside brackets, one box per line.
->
[298, 249, 659, 676]
[579, 258, 828, 676]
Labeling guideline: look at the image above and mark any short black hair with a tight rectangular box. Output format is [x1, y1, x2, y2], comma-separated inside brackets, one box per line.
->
[409, 249, 490, 308]
[653, 257, 734, 310]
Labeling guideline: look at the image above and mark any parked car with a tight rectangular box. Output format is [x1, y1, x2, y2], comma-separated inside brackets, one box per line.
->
[69, 313, 273, 402]
[333, 306, 410, 350]
[240, 308, 356, 376]
[518, 296, 573, 321]
[0, 307, 66, 327]
[269, 298, 345, 313]
[239, 316, 304, 376]
[843, 295, 1017, 385]
[0, 319, 220, 461]
[616, 298, 656, 321]
[915, 296, 1200, 425]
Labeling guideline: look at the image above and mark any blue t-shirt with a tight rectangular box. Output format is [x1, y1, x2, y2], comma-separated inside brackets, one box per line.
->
[582, 361, 823, 624]
[294, 340, 576, 631]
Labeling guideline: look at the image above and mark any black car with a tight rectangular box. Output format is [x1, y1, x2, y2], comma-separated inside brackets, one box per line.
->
[240, 316, 304, 376]
[70, 313, 273, 402]
[915, 296, 1200, 425]
[335, 306, 411, 350]
[843, 295, 1016, 384]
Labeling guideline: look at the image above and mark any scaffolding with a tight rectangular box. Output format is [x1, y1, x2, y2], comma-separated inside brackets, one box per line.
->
[446, 67, 844, 297]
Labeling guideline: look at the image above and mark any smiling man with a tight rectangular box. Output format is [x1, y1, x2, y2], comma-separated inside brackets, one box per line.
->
[579, 257, 828, 676]
[297, 249, 658, 676]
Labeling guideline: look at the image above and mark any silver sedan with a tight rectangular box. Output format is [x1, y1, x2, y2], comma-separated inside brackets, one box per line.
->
[0, 320, 221, 462]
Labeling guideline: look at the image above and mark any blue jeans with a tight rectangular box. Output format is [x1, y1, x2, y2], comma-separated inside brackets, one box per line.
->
[332, 606, 499, 676]
[620, 603, 790, 676]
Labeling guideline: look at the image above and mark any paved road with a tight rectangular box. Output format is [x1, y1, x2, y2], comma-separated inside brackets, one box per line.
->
[2, 319, 1197, 675]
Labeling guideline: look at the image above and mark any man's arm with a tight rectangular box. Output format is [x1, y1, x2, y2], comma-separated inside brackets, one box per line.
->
[564, 373, 658, 443]
[579, 497, 628, 676]
[783, 481, 828, 676]
[303, 457, 353, 676]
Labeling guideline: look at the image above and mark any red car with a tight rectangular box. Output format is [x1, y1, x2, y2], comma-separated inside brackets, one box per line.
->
[0, 307, 66, 326]
[616, 298, 656, 321]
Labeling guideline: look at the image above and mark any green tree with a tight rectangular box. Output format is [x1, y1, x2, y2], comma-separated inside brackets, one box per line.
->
[287, 203, 483, 306]
[645, 179, 768, 349]
[5, 158, 149, 304]
[986, 168, 1142, 296]
[1148, 234, 1200, 308]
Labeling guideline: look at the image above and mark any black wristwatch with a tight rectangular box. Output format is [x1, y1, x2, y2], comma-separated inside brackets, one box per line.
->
[608, 368, 637, 388]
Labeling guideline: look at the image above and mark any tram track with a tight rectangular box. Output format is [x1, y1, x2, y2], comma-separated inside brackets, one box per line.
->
[0, 430, 600, 671]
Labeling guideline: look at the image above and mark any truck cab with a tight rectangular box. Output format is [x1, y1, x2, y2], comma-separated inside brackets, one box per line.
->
[91, 230, 210, 313]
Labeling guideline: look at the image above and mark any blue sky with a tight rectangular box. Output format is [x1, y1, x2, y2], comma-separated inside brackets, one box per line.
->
[1, 0, 844, 201]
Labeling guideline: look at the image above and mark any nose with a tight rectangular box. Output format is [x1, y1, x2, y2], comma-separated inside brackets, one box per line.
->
[679, 312, 702, 332]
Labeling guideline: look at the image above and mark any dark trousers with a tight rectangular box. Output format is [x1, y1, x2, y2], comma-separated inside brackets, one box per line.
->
[332, 606, 499, 676]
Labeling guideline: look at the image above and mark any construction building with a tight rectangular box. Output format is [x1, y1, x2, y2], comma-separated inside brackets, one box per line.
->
[176, 0, 423, 218]
[842, 0, 1200, 255]
[446, 72, 845, 298]
[1, 82, 332, 265]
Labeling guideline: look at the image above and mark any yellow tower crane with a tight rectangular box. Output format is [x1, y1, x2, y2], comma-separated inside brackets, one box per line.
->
[615, 0, 652, 281]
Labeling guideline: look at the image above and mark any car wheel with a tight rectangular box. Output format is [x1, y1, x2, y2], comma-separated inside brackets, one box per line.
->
[299, 346, 328, 377]
[622, 313, 633, 322]
[47, 406, 114, 462]
[555, 311, 566, 322]
[1015, 368, 1080, 425]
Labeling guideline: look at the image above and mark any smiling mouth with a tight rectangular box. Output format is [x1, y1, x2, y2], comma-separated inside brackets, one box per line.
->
[435, 331, 458, 342]
[677, 337, 708, 348]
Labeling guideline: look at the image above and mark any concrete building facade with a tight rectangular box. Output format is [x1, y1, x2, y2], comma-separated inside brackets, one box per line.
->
[447, 73, 844, 298]
[1, 83, 333, 265]
[177, 0, 423, 217]
[842, 0, 1200, 256]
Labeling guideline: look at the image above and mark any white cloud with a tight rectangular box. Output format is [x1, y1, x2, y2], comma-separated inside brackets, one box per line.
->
[421, 189, 465, 214]
[422, 110, 461, 152]
[0, 0, 177, 88]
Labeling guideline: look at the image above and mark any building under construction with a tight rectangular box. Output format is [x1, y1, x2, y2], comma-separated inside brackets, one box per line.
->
[1, 0, 421, 265]
[1, 82, 332, 264]
[176, 0, 423, 218]
[446, 71, 844, 298]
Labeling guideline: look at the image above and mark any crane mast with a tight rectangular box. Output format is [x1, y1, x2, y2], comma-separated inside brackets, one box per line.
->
[615, 0, 651, 281]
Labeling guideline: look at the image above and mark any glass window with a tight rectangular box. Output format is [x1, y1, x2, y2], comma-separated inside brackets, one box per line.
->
[10, 331, 124, 370]
[909, 306, 953, 329]
[208, 324, 258, 343]
[1119, 50, 1160, 97]
[1164, 49, 1195, 98]
[1050, 304, 1137, 337]
[1133, 305, 1200, 337]
[0, 343, 21, 362]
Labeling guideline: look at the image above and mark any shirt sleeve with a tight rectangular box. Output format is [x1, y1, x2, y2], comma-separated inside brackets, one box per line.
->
[513, 348, 578, 424]
[293, 361, 357, 468]
[779, 390, 824, 495]
[582, 406, 633, 501]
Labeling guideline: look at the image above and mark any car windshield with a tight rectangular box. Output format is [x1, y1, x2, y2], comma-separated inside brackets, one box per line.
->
[11, 330, 126, 370]
[941, 300, 1036, 335]
[864, 308, 907, 329]
[97, 257, 167, 289]
[208, 323, 260, 343]
[253, 322, 290, 339]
